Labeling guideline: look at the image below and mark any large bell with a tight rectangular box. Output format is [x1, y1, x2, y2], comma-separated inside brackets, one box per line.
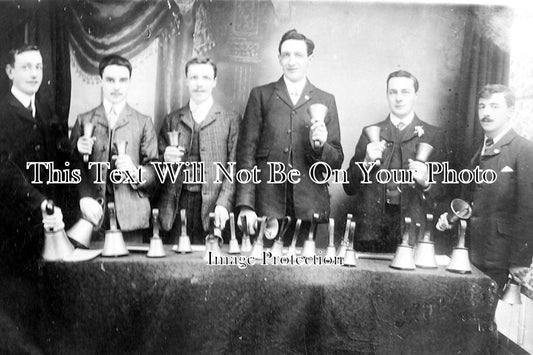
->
[251, 217, 267, 260]
[147, 209, 166, 258]
[42, 200, 75, 261]
[446, 198, 472, 224]
[414, 214, 437, 268]
[301, 213, 319, 257]
[176, 209, 192, 254]
[446, 220, 472, 273]
[102, 202, 128, 257]
[325, 218, 336, 258]
[239, 215, 253, 253]
[501, 278, 522, 305]
[66, 218, 94, 249]
[343, 221, 357, 267]
[415, 142, 434, 162]
[390, 217, 415, 270]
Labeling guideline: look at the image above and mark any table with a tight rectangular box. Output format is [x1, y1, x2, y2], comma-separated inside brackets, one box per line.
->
[37, 247, 498, 354]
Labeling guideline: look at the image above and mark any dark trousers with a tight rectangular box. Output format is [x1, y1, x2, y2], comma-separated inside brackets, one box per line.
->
[355, 204, 401, 253]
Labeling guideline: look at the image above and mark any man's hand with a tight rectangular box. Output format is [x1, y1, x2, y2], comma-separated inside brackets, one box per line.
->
[77, 136, 95, 155]
[214, 205, 229, 230]
[365, 140, 386, 165]
[237, 207, 258, 235]
[41, 201, 65, 232]
[509, 266, 530, 285]
[164, 146, 185, 163]
[436, 213, 453, 231]
[408, 159, 429, 188]
[80, 197, 103, 226]
[114, 154, 136, 172]
[309, 119, 328, 150]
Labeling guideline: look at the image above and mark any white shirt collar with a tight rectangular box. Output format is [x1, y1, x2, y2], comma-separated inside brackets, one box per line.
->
[189, 96, 213, 124]
[390, 111, 415, 129]
[11, 86, 34, 111]
[283, 76, 307, 97]
[103, 99, 126, 117]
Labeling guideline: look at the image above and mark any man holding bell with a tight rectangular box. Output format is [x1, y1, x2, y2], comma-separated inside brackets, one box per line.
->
[436, 84, 533, 290]
[70, 54, 158, 243]
[236, 29, 343, 243]
[157, 57, 240, 244]
[344, 70, 446, 253]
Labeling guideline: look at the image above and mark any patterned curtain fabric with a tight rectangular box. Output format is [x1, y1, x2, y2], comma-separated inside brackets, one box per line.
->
[66, 0, 180, 76]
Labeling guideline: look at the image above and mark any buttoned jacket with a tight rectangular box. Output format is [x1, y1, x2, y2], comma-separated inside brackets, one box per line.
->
[466, 129, 533, 269]
[344, 116, 446, 242]
[70, 104, 158, 231]
[235, 77, 343, 222]
[0, 93, 69, 264]
[157, 102, 240, 231]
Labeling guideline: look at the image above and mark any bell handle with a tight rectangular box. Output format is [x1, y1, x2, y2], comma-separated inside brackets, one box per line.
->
[108, 202, 118, 230]
[180, 209, 187, 237]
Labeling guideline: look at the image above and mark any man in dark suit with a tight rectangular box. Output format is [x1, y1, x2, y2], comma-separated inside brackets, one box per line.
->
[70, 54, 158, 243]
[437, 84, 533, 290]
[158, 57, 239, 243]
[344, 70, 446, 252]
[0, 44, 68, 353]
[0, 44, 67, 270]
[236, 29, 343, 241]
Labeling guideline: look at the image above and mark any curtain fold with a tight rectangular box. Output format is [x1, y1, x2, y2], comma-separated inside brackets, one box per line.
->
[154, 12, 195, 132]
[451, 6, 511, 168]
[67, 0, 180, 76]
[448, 7, 512, 167]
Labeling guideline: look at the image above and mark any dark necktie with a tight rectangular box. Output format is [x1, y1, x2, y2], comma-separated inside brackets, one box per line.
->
[396, 122, 405, 131]
[485, 138, 494, 149]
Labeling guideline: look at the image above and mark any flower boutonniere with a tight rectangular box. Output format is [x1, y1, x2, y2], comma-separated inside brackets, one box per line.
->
[414, 125, 424, 138]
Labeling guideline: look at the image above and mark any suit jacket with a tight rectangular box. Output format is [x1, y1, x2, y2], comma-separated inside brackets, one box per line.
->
[344, 115, 446, 242]
[70, 104, 158, 231]
[466, 129, 533, 270]
[236, 77, 343, 221]
[0, 93, 69, 267]
[157, 102, 240, 231]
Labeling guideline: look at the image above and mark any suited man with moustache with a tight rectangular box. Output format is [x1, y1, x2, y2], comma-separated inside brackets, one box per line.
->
[158, 57, 239, 244]
[437, 84, 533, 291]
[71, 54, 158, 243]
[344, 70, 446, 253]
[236, 29, 343, 241]
[0, 44, 67, 270]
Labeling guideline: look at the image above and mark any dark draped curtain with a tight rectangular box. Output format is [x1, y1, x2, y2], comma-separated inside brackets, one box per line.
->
[66, 0, 180, 76]
[450, 6, 512, 168]
[155, 4, 196, 132]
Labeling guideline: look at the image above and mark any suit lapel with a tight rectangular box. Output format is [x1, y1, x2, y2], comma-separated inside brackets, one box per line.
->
[94, 105, 109, 129]
[201, 102, 222, 129]
[8, 93, 36, 124]
[113, 104, 131, 131]
[179, 106, 194, 130]
[482, 129, 517, 157]
[274, 77, 293, 108]
[293, 80, 314, 110]
[400, 115, 423, 142]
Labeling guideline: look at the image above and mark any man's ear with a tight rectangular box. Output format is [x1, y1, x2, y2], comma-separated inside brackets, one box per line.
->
[5, 64, 13, 80]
